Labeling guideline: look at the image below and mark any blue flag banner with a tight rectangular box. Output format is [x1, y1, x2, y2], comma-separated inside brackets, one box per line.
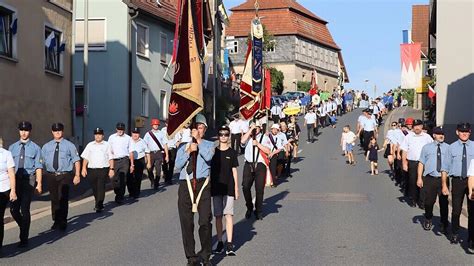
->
[223, 48, 229, 80]
[10, 15, 17, 35]
[251, 18, 263, 93]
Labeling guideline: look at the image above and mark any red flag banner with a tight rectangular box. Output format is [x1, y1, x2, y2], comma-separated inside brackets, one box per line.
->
[263, 68, 271, 110]
[167, 0, 204, 137]
[428, 84, 436, 99]
[400, 43, 422, 90]
[310, 69, 318, 95]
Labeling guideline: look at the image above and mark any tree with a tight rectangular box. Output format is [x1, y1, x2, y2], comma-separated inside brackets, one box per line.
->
[297, 81, 311, 92]
[269, 67, 284, 95]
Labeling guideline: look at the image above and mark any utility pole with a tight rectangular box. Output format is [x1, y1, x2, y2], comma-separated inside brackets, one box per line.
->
[82, 0, 89, 148]
[212, 0, 218, 129]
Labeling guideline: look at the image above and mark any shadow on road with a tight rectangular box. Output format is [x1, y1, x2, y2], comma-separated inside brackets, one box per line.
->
[211, 190, 289, 264]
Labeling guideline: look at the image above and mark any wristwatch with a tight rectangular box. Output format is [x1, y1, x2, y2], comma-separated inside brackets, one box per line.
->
[109, 168, 115, 170]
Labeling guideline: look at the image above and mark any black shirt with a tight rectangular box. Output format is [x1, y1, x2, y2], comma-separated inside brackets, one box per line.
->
[211, 147, 239, 196]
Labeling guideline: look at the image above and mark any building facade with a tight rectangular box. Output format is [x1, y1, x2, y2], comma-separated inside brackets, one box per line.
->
[226, 0, 348, 93]
[0, 0, 73, 146]
[73, 0, 176, 147]
[411, 4, 430, 110]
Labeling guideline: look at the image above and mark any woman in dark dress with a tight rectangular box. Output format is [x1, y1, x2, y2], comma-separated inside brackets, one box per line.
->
[366, 137, 381, 175]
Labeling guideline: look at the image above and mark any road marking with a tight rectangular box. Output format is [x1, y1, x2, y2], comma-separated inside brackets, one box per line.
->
[284, 192, 370, 203]
[298, 149, 303, 154]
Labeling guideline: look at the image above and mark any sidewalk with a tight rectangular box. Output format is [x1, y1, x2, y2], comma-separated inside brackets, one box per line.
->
[383, 107, 469, 225]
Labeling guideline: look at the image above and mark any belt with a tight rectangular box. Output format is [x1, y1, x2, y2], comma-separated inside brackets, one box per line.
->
[47, 171, 71, 176]
[151, 150, 163, 154]
[179, 178, 207, 184]
[114, 157, 128, 161]
[426, 174, 441, 179]
[451, 176, 467, 180]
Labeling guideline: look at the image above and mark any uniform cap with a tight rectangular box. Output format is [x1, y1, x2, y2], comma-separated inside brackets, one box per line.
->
[116, 122, 126, 130]
[413, 119, 423, 126]
[151, 119, 160, 126]
[18, 121, 32, 131]
[271, 124, 280, 130]
[219, 125, 230, 132]
[195, 114, 207, 127]
[93, 127, 104, 135]
[398, 118, 405, 124]
[131, 127, 140, 134]
[405, 117, 414, 125]
[432, 126, 444, 135]
[51, 123, 64, 131]
[457, 122, 471, 132]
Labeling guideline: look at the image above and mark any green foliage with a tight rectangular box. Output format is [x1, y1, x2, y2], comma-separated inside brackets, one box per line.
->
[401, 89, 415, 107]
[269, 67, 284, 95]
[297, 81, 311, 92]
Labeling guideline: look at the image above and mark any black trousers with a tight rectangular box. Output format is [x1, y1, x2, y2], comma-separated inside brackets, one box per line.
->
[113, 158, 129, 201]
[451, 177, 474, 241]
[407, 160, 420, 204]
[178, 179, 212, 262]
[0, 190, 10, 248]
[10, 173, 34, 243]
[162, 148, 177, 183]
[270, 156, 278, 179]
[230, 134, 241, 153]
[128, 158, 145, 198]
[242, 162, 265, 214]
[359, 130, 365, 147]
[87, 168, 108, 208]
[362, 130, 374, 152]
[272, 115, 280, 124]
[148, 151, 163, 188]
[307, 124, 315, 141]
[423, 175, 448, 227]
[286, 152, 293, 176]
[46, 173, 72, 225]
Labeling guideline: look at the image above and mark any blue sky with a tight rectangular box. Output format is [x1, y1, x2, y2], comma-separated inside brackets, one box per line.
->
[224, 0, 428, 98]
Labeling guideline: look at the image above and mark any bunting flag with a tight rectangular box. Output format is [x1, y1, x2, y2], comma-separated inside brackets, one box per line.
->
[263, 68, 271, 110]
[400, 43, 422, 90]
[218, 3, 230, 26]
[167, 0, 204, 138]
[239, 18, 264, 120]
[428, 84, 436, 99]
[10, 14, 17, 35]
[261, 150, 274, 187]
[45, 31, 56, 50]
[309, 69, 318, 95]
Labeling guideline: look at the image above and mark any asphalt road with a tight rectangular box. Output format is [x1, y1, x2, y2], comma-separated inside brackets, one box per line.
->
[2, 109, 473, 265]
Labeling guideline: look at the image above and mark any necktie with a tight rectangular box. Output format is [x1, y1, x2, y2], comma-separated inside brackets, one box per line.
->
[53, 142, 60, 171]
[462, 143, 467, 178]
[436, 143, 441, 173]
[18, 143, 26, 169]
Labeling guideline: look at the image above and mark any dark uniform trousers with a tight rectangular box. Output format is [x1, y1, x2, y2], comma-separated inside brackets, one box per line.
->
[177, 179, 212, 262]
[407, 160, 421, 204]
[46, 172, 72, 226]
[128, 158, 145, 198]
[0, 190, 11, 248]
[451, 177, 474, 240]
[362, 130, 374, 153]
[230, 134, 241, 153]
[148, 151, 163, 188]
[272, 115, 280, 124]
[10, 171, 34, 243]
[162, 148, 177, 183]
[86, 168, 108, 208]
[423, 175, 449, 226]
[113, 158, 129, 201]
[242, 162, 266, 215]
[359, 130, 365, 147]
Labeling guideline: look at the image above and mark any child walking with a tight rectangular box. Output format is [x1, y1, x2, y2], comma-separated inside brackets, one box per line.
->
[341, 125, 357, 165]
[366, 137, 382, 175]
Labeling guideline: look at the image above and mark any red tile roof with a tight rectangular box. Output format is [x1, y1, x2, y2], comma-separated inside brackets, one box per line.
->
[130, 0, 177, 25]
[227, 0, 340, 50]
[412, 5, 429, 56]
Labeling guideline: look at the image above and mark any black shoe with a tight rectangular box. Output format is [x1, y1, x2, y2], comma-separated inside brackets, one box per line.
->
[59, 222, 67, 231]
[468, 240, 474, 253]
[213, 241, 224, 254]
[450, 234, 459, 244]
[95, 206, 104, 213]
[418, 202, 425, 210]
[245, 209, 252, 219]
[440, 225, 448, 235]
[255, 211, 263, 220]
[17, 241, 28, 248]
[422, 219, 432, 231]
[115, 198, 124, 205]
[408, 201, 417, 208]
[51, 222, 59, 230]
[226, 242, 236, 256]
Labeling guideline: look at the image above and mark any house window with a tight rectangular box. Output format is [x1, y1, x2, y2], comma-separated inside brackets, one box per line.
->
[75, 18, 106, 51]
[141, 86, 149, 117]
[0, 6, 14, 58]
[228, 40, 238, 54]
[160, 90, 167, 119]
[137, 23, 149, 57]
[44, 26, 62, 73]
[160, 32, 167, 63]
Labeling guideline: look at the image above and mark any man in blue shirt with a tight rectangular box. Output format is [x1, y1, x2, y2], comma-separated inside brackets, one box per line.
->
[42, 123, 81, 231]
[8, 121, 42, 247]
[448, 122, 474, 246]
[417, 127, 450, 232]
[175, 114, 215, 266]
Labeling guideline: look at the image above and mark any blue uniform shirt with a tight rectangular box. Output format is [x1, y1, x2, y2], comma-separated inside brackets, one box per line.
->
[418, 141, 451, 177]
[42, 138, 80, 172]
[175, 139, 215, 180]
[8, 140, 43, 176]
[448, 139, 474, 177]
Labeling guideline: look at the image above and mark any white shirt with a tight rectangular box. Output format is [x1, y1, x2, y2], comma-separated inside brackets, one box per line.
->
[239, 119, 250, 133]
[180, 128, 192, 143]
[243, 134, 273, 163]
[129, 138, 150, 160]
[377, 102, 385, 112]
[392, 129, 407, 145]
[161, 127, 178, 148]
[143, 130, 167, 152]
[108, 133, 131, 159]
[81, 141, 113, 168]
[385, 129, 398, 144]
[361, 116, 377, 131]
[318, 105, 326, 116]
[342, 131, 357, 145]
[304, 112, 317, 124]
[400, 132, 433, 161]
[259, 116, 268, 125]
[268, 132, 288, 151]
[0, 148, 15, 192]
[229, 120, 241, 134]
[467, 158, 474, 176]
[270, 105, 282, 116]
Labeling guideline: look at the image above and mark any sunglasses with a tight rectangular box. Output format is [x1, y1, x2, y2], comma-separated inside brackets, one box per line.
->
[391, 124, 397, 127]
[218, 133, 230, 137]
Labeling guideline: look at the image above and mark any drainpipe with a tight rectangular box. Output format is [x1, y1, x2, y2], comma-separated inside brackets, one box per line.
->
[127, 5, 139, 134]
